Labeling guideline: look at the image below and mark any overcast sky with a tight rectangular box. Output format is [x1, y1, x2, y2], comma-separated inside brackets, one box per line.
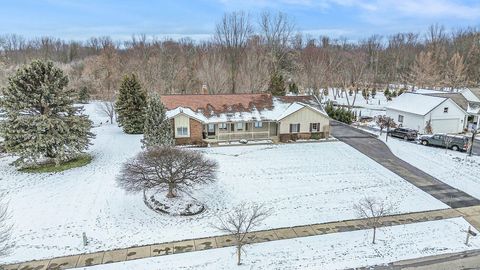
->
[1, 0, 479, 41]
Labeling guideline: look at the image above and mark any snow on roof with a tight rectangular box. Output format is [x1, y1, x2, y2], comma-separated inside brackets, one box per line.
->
[385, 93, 447, 116]
[166, 96, 327, 123]
[414, 89, 445, 94]
[461, 88, 480, 103]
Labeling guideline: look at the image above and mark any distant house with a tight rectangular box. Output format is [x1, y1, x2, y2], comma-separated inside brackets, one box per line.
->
[415, 88, 480, 131]
[161, 93, 330, 145]
[385, 93, 467, 133]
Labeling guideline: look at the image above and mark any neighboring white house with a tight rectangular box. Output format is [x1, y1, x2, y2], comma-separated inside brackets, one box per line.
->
[385, 93, 467, 134]
[414, 88, 480, 130]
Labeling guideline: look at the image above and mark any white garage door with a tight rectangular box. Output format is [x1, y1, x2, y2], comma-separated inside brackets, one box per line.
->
[431, 119, 461, 133]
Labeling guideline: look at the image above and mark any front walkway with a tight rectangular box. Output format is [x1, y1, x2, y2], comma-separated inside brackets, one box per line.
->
[4, 206, 480, 270]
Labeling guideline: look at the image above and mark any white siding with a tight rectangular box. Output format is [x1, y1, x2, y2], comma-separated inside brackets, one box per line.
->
[386, 99, 466, 134]
[426, 99, 466, 133]
[279, 107, 330, 134]
[386, 109, 425, 132]
[174, 114, 190, 137]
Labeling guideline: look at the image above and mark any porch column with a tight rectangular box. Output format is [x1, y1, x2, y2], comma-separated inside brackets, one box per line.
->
[477, 115, 480, 129]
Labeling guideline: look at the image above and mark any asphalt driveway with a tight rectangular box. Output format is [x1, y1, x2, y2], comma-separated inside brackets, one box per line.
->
[330, 121, 480, 208]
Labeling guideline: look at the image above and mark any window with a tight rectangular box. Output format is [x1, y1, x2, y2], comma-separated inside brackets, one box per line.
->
[236, 122, 243, 130]
[290, 123, 300, 133]
[444, 107, 449, 113]
[207, 124, 215, 132]
[254, 121, 263, 128]
[398, 115, 404, 123]
[219, 123, 227, 130]
[310, 123, 319, 132]
[176, 127, 188, 137]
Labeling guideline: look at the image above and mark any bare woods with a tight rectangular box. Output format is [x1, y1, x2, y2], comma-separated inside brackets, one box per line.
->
[0, 11, 479, 99]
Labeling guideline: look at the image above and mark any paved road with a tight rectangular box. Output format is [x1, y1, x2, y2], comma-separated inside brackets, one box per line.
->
[330, 121, 480, 209]
[355, 249, 480, 269]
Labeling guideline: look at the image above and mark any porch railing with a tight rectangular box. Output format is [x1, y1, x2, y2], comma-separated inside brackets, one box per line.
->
[217, 131, 270, 141]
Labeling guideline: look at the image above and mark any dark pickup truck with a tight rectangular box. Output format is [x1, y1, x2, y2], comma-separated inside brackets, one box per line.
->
[387, 128, 418, 140]
[419, 133, 469, 151]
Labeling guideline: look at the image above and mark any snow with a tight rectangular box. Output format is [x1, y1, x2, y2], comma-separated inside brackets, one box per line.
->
[382, 135, 480, 200]
[385, 93, 446, 116]
[0, 102, 448, 264]
[322, 88, 392, 110]
[165, 97, 326, 124]
[80, 218, 480, 270]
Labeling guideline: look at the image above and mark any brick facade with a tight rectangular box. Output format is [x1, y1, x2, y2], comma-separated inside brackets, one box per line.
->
[279, 132, 327, 142]
[173, 118, 205, 146]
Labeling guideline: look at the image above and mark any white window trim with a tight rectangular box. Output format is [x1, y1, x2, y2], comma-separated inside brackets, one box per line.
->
[254, 121, 263, 128]
[236, 122, 244, 130]
[311, 123, 319, 132]
[291, 123, 300, 133]
[176, 126, 189, 137]
[398, 115, 404, 123]
[219, 123, 227, 130]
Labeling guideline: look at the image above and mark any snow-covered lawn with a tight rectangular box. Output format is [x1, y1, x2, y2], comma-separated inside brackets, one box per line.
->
[382, 135, 480, 200]
[0, 103, 447, 264]
[80, 218, 480, 270]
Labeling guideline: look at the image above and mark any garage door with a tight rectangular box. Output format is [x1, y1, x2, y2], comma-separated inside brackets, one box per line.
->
[431, 119, 461, 133]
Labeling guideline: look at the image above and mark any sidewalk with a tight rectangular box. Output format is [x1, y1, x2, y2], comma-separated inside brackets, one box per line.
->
[4, 206, 480, 270]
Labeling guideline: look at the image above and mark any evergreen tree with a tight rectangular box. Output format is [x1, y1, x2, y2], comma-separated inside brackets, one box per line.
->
[0, 60, 94, 166]
[288, 82, 298, 94]
[142, 94, 174, 148]
[77, 86, 90, 104]
[268, 72, 286, 96]
[115, 74, 147, 134]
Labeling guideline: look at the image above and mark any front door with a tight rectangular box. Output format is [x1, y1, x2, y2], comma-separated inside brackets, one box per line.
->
[207, 123, 216, 136]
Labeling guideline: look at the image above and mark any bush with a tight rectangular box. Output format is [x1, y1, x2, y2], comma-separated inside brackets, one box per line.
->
[325, 101, 355, 124]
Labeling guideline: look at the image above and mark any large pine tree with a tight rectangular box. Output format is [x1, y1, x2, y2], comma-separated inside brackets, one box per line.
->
[142, 94, 174, 148]
[115, 74, 147, 134]
[0, 60, 94, 166]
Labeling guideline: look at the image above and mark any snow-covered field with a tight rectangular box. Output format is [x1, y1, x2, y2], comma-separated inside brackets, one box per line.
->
[322, 88, 393, 110]
[0, 103, 447, 264]
[81, 218, 480, 270]
[383, 135, 480, 200]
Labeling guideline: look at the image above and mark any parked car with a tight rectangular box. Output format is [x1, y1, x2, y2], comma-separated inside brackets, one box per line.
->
[387, 128, 418, 140]
[419, 133, 469, 151]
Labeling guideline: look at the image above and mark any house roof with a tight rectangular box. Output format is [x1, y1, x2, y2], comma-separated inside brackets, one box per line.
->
[468, 88, 480, 102]
[426, 92, 469, 111]
[385, 93, 447, 116]
[161, 93, 273, 114]
[161, 93, 327, 123]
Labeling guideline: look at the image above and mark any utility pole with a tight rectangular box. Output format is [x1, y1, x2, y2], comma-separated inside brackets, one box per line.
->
[469, 129, 477, 157]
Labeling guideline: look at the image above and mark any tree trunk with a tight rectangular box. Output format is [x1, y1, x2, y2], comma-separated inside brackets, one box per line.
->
[237, 245, 242, 265]
[372, 227, 376, 244]
[166, 183, 175, 198]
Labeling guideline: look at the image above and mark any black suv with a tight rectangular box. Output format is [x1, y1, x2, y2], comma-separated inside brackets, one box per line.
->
[387, 128, 418, 140]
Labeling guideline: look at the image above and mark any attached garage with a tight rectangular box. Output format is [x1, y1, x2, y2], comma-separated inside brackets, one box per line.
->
[430, 119, 461, 133]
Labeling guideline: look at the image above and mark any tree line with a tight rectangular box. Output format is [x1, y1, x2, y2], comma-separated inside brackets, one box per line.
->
[1, 12, 479, 100]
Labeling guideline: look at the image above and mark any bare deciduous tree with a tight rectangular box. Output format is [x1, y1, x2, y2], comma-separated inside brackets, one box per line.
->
[215, 11, 253, 93]
[443, 135, 455, 153]
[375, 115, 397, 135]
[354, 197, 393, 244]
[97, 101, 116, 124]
[117, 147, 218, 198]
[0, 193, 13, 256]
[214, 203, 271, 265]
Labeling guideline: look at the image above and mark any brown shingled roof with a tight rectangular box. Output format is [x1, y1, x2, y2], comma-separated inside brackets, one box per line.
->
[160, 93, 274, 115]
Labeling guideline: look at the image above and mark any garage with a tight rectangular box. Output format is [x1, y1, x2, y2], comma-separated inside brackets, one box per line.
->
[431, 118, 462, 133]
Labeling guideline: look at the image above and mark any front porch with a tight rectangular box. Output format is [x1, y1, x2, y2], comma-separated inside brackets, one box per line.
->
[202, 121, 279, 143]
